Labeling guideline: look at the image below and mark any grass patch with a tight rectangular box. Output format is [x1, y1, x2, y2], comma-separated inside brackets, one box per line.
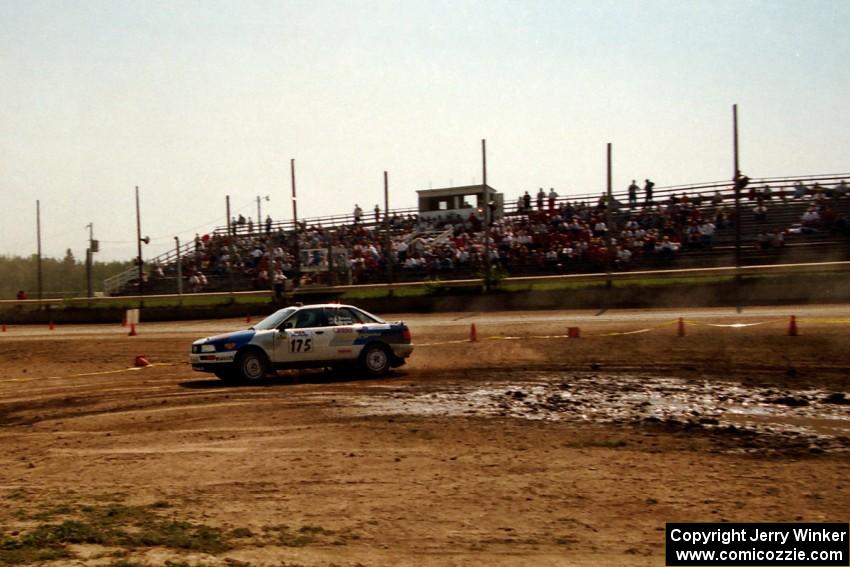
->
[267, 524, 340, 547]
[0, 503, 231, 565]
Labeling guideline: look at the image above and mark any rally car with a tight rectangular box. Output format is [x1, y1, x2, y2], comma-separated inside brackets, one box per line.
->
[190, 304, 413, 383]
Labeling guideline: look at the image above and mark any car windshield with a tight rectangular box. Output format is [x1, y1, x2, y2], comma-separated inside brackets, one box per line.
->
[252, 307, 297, 330]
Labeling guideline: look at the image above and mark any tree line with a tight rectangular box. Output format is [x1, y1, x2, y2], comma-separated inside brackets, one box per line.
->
[0, 251, 132, 299]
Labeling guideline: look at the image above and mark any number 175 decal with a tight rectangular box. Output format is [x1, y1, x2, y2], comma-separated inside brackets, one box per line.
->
[289, 338, 313, 353]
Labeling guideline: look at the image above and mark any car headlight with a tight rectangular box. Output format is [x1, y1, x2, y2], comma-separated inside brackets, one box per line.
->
[200, 344, 216, 353]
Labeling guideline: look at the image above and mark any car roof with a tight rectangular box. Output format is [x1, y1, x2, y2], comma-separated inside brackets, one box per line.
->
[289, 303, 362, 310]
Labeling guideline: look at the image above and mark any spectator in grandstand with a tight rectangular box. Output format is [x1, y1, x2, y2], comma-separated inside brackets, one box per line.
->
[548, 188, 558, 212]
[793, 181, 807, 199]
[615, 246, 632, 270]
[523, 191, 532, 211]
[753, 202, 768, 223]
[353, 204, 363, 224]
[592, 220, 608, 237]
[644, 179, 655, 204]
[537, 188, 546, 210]
[711, 191, 724, 206]
[628, 180, 639, 207]
[699, 220, 716, 248]
[265, 215, 272, 234]
[655, 235, 679, 261]
[801, 206, 820, 227]
[374, 204, 380, 222]
[16, 290, 27, 300]
[273, 268, 287, 300]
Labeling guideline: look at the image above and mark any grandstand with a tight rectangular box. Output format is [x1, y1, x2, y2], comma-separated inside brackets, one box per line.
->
[105, 174, 850, 296]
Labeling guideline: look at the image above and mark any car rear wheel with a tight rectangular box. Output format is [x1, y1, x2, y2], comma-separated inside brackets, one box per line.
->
[360, 343, 391, 376]
[234, 349, 269, 383]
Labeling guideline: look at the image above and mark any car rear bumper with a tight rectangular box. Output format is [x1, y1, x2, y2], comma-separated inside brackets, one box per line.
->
[391, 344, 414, 359]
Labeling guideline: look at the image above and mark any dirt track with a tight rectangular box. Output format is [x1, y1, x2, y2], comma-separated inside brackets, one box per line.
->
[0, 305, 848, 566]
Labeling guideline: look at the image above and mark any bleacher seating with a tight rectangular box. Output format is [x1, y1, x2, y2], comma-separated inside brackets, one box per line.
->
[106, 175, 850, 295]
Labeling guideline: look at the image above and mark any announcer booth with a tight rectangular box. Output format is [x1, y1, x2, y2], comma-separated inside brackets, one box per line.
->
[416, 184, 504, 220]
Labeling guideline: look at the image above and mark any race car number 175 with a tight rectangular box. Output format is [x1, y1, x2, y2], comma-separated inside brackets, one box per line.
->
[290, 338, 313, 353]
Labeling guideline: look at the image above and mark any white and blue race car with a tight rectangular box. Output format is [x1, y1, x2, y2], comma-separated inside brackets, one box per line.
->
[190, 304, 413, 383]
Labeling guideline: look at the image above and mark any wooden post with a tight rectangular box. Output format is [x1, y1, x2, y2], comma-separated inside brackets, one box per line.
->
[36, 200, 43, 301]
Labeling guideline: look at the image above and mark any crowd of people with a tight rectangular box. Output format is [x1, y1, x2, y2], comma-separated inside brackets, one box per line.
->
[146, 179, 849, 291]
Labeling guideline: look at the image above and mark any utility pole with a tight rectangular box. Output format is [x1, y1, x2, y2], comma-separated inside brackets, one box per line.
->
[733, 104, 741, 270]
[291, 158, 300, 286]
[36, 200, 43, 301]
[85, 222, 95, 298]
[482, 139, 491, 291]
[174, 236, 182, 295]
[257, 195, 269, 226]
[135, 186, 144, 299]
[384, 170, 393, 289]
[605, 143, 614, 289]
[225, 195, 235, 293]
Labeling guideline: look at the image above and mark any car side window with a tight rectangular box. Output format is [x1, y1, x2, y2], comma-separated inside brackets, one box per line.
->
[338, 307, 370, 325]
[291, 308, 328, 329]
[329, 307, 357, 326]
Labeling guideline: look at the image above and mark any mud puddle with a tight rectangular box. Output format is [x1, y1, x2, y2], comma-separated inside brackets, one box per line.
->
[352, 372, 850, 453]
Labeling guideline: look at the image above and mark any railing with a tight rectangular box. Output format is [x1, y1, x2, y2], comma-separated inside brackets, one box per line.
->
[103, 173, 850, 295]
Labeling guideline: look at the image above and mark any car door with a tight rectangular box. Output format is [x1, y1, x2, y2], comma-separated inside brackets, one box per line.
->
[274, 307, 335, 364]
[323, 306, 361, 361]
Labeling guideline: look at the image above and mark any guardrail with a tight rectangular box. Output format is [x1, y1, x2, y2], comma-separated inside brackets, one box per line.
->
[8, 259, 847, 310]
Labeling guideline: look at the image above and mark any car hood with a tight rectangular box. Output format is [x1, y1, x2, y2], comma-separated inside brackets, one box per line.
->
[195, 329, 256, 345]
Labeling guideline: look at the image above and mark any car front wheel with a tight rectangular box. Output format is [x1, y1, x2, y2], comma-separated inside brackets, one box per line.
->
[360, 343, 391, 376]
[234, 349, 269, 383]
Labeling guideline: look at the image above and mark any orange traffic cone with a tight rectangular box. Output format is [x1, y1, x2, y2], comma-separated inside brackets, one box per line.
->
[677, 317, 686, 337]
[134, 355, 150, 367]
[788, 315, 798, 337]
[567, 327, 580, 338]
[469, 323, 478, 342]
[49, 321, 55, 331]
[128, 323, 138, 337]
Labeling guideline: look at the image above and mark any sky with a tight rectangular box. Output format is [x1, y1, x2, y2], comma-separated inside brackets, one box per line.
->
[2, 0, 849, 262]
